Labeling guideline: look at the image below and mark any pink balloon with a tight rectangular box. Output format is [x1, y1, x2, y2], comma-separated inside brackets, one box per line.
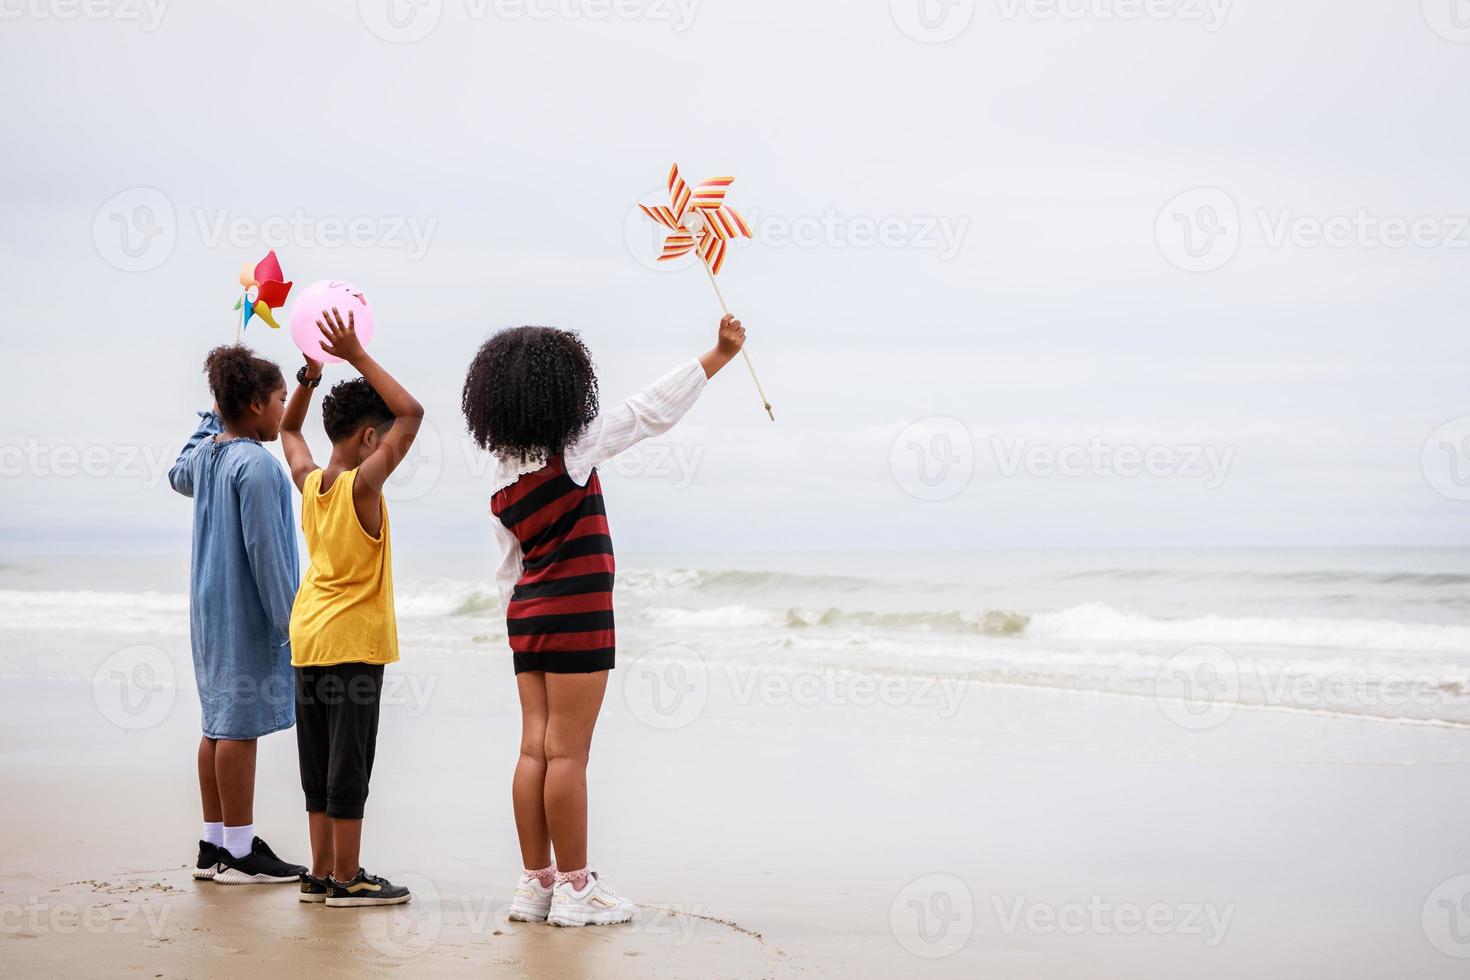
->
[289, 280, 375, 364]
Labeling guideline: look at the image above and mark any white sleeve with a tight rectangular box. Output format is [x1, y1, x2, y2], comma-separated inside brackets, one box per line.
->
[492, 519, 524, 613]
[564, 358, 707, 485]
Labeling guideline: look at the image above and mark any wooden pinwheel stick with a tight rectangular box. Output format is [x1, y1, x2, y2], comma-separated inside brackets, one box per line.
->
[698, 257, 774, 422]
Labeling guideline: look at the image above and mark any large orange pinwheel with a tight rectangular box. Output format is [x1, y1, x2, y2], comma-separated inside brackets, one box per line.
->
[639, 164, 752, 276]
[638, 163, 772, 420]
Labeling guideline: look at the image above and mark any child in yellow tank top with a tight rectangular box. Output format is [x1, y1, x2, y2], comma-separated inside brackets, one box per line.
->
[279, 308, 423, 908]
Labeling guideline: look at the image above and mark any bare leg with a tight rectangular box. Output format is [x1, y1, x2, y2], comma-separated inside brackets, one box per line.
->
[307, 812, 334, 878]
[513, 672, 552, 869]
[198, 737, 223, 824]
[543, 671, 609, 872]
[332, 819, 363, 881]
[214, 738, 258, 827]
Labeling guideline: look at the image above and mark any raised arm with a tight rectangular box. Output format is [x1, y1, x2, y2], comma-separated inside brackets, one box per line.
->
[316, 307, 424, 497]
[280, 356, 322, 493]
[564, 314, 744, 484]
[168, 410, 224, 497]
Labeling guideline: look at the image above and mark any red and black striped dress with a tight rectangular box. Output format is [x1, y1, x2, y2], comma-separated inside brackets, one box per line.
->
[491, 455, 616, 674]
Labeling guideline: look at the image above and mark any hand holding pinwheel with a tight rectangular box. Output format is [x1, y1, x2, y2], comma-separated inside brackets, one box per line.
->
[639, 164, 773, 421]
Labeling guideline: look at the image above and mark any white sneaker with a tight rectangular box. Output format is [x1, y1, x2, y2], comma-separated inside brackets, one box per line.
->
[507, 872, 554, 922]
[547, 871, 635, 927]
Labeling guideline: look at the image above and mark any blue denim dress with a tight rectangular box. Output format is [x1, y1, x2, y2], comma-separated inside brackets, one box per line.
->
[169, 412, 299, 739]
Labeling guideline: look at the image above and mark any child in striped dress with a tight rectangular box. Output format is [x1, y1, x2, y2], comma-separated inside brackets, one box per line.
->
[460, 314, 746, 926]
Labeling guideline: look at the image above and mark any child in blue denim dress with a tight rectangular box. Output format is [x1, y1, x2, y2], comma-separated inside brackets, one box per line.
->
[169, 345, 308, 885]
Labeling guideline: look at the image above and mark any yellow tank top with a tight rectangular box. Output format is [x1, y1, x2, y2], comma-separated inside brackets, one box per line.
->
[289, 467, 399, 667]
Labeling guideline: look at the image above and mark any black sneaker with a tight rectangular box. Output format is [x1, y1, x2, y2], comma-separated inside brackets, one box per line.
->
[192, 841, 222, 880]
[299, 872, 330, 903]
[213, 837, 307, 885]
[325, 868, 412, 908]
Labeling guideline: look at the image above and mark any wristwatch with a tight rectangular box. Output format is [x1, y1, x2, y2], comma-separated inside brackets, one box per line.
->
[296, 366, 322, 389]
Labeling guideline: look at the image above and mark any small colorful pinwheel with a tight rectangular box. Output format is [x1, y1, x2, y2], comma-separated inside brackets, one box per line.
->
[233, 250, 293, 341]
[638, 164, 772, 420]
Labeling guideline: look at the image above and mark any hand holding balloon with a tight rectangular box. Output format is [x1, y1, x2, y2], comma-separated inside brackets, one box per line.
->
[317, 308, 367, 364]
[290, 280, 375, 364]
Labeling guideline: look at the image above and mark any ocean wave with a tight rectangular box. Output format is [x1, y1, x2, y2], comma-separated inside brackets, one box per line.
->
[639, 604, 1030, 637]
[619, 567, 900, 595]
[1028, 603, 1470, 653]
[0, 588, 187, 635]
[1064, 568, 1470, 588]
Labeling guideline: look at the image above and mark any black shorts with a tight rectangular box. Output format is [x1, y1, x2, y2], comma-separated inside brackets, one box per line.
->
[295, 662, 384, 820]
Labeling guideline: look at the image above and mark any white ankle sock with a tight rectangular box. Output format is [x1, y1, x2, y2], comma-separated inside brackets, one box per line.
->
[202, 822, 225, 847]
[223, 824, 255, 859]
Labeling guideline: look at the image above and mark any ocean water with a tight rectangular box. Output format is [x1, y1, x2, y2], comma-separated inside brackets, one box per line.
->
[3, 548, 1468, 725]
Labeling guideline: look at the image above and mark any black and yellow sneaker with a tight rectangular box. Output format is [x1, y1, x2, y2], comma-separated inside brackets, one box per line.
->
[193, 841, 222, 880]
[299, 872, 330, 903]
[214, 837, 307, 885]
[324, 868, 412, 908]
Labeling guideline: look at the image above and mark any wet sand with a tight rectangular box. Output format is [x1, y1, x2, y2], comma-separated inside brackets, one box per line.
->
[2, 656, 1468, 978]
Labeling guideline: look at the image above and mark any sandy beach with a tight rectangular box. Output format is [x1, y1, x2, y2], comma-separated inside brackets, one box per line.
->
[4, 641, 1468, 978]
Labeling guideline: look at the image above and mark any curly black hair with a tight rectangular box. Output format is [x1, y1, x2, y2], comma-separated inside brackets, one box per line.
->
[322, 377, 394, 443]
[204, 345, 284, 424]
[461, 326, 600, 461]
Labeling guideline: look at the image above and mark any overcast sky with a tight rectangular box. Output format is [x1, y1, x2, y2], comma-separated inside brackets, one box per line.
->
[2, 0, 1469, 556]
